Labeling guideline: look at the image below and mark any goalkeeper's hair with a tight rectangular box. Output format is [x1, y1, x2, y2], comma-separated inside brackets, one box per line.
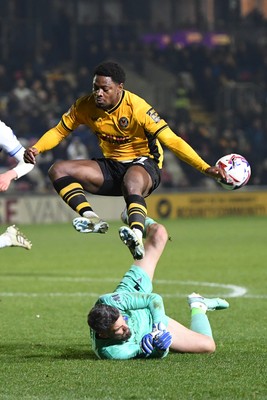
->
[93, 61, 126, 84]
[88, 303, 120, 333]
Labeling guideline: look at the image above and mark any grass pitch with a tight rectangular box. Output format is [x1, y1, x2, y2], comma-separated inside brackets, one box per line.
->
[0, 216, 266, 399]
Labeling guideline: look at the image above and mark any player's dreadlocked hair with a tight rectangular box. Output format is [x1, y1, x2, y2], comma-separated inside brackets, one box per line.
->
[88, 303, 120, 333]
[93, 61, 126, 84]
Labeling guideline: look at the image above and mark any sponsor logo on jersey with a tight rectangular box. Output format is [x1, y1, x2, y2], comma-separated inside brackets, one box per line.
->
[147, 108, 161, 123]
[119, 117, 129, 128]
[96, 131, 131, 144]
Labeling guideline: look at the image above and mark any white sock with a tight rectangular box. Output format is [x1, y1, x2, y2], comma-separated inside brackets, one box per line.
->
[0, 233, 12, 248]
[189, 301, 207, 313]
[83, 211, 99, 219]
[132, 228, 143, 243]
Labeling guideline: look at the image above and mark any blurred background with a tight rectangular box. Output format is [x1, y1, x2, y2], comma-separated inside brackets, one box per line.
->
[0, 0, 267, 194]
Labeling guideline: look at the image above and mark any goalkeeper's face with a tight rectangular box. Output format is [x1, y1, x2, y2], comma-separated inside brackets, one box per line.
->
[108, 314, 132, 341]
[93, 75, 123, 111]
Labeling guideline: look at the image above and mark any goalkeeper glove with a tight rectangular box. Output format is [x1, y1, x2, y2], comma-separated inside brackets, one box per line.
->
[141, 322, 172, 355]
[141, 333, 154, 355]
[153, 330, 172, 351]
[152, 322, 172, 351]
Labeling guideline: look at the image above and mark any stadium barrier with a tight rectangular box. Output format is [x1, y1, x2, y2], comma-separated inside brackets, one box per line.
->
[0, 195, 125, 224]
[1, 191, 267, 224]
[146, 191, 267, 218]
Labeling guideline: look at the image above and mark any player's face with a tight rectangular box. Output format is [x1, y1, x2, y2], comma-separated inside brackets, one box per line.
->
[93, 75, 123, 111]
[108, 314, 131, 341]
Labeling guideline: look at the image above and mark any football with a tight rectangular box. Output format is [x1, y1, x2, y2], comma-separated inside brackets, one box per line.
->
[215, 153, 251, 190]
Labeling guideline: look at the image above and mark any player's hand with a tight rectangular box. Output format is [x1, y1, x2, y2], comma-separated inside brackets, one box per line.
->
[24, 147, 39, 164]
[0, 171, 15, 191]
[205, 166, 227, 181]
[140, 333, 154, 355]
[153, 330, 172, 351]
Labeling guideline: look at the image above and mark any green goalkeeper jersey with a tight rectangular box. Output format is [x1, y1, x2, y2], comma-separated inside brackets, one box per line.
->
[90, 291, 169, 360]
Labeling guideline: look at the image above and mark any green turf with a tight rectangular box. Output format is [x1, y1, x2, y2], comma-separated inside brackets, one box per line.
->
[0, 217, 266, 399]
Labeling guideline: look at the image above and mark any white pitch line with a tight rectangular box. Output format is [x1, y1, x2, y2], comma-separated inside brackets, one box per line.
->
[0, 292, 101, 297]
[157, 280, 248, 298]
[0, 276, 259, 298]
[0, 292, 266, 298]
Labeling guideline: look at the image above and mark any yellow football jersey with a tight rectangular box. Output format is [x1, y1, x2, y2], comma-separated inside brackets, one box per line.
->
[34, 90, 210, 173]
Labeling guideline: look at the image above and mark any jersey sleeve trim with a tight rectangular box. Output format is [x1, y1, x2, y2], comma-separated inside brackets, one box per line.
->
[61, 118, 73, 132]
[8, 144, 23, 157]
[154, 124, 168, 137]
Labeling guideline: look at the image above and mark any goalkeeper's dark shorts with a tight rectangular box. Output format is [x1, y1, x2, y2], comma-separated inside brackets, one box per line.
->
[93, 157, 161, 196]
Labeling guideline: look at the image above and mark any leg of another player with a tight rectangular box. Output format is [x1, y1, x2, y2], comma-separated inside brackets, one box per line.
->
[0, 230, 11, 248]
[134, 222, 169, 281]
[0, 226, 32, 250]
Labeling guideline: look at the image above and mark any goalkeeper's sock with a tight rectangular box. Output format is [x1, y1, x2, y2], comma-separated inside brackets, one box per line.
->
[145, 217, 156, 229]
[190, 308, 213, 338]
[143, 217, 156, 238]
[126, 195, 147, 237]
[53, 176, 94, 215]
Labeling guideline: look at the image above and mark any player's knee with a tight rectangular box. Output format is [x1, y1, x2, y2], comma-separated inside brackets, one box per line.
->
[48, 161, 66, 180]
[148, 223, 168, 245]
[203, 338, 216, 354]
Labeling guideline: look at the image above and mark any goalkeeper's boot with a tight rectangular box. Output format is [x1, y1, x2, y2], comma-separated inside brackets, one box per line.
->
[187, 292, 229, 312]
[119, 226, 145, 260]
[72, 217, 109, 234]
[5, 225, 32, 250]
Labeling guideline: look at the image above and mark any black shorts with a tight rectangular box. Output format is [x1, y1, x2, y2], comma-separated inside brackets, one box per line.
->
[93, 157, 161, 196]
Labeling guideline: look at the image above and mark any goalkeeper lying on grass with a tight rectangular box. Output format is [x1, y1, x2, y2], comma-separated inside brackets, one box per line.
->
[88, 218, 229, 360]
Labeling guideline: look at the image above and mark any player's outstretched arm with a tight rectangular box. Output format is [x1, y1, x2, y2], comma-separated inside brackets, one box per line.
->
[157, 128, 227, 182]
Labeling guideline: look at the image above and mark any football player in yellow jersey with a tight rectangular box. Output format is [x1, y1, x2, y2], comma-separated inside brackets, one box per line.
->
[24, 61, 226, 260]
